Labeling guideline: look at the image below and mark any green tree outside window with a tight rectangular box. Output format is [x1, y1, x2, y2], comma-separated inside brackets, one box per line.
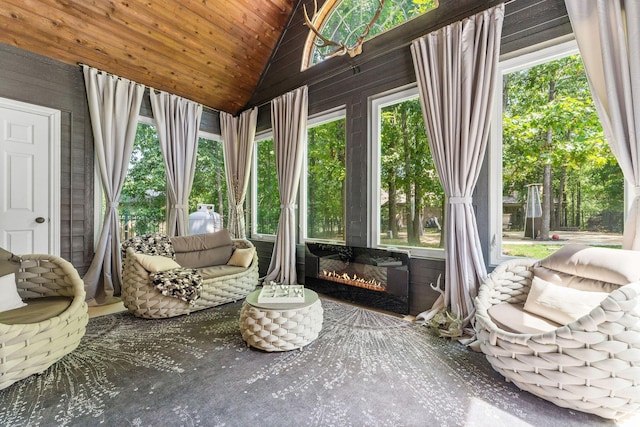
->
[307, 118, 346, 241]
[379, 97, 444, 248]
[255, 139, 280, 235]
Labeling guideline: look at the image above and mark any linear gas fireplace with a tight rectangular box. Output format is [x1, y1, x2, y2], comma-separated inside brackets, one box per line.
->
[305, 243, 410, 314]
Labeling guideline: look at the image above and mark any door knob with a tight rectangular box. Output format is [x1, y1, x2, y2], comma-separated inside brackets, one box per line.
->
[35, 217, 46, 223]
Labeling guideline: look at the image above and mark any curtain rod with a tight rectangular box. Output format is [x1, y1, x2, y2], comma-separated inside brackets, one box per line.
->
[77, 62, 215, 112]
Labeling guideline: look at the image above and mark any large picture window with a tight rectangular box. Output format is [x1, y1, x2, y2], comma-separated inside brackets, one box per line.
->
[120, 120, 166, 238]
[302, 110, 346, 242]
[118, 120, 227, 239]
[490, 39, 624, 263]
[370, 86, 444, 256]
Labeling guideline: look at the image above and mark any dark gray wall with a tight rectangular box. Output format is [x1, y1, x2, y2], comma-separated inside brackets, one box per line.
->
[0, 43, 94, 274]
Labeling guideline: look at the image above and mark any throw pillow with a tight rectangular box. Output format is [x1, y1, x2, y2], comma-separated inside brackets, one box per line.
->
[0, 273, 27, 313]
[1, 247, 20, 278]
[523, 275, 609, 325]
[133, 253, 182, 273]
[227, 247, 255, 268]
[536, 243, 640, 286]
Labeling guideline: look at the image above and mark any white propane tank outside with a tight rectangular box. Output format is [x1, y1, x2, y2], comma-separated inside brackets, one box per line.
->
[189, 204, 223, 234]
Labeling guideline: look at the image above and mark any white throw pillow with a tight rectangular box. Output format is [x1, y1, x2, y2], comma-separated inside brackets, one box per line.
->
[133, 254, 182, 272]
[0, 273, 27, 313]
[524, 275, 609, 325]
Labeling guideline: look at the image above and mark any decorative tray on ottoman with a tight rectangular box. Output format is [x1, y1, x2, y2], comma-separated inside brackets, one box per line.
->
[258, 283, 305, 304]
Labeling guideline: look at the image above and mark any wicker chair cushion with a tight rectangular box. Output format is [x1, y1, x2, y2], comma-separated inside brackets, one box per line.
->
[532, 265, 620, 293]
[0, 296, 72, 325]
[198, 264, 248, 280]
[536, 244, 640, 285]
[133, 253, 182, 272]
[523, 275, 609, 325]
[171, 230, 234, 268]
[487, 302, 560, 334]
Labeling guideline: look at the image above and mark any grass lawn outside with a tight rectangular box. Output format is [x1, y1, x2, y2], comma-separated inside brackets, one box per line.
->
[502, 244, 565, 258]
[379, 229, 623, 259]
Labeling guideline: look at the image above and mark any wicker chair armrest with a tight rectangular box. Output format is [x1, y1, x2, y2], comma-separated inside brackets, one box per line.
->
[477, 258, 537, 308]
[572, 281, 640, 332]
[16, 254, 86, 300]
[124, 246, 152, 277]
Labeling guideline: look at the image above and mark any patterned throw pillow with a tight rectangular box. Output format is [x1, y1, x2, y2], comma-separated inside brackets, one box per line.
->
[121, 234, 176, 260]
[149, 268, 203, 304]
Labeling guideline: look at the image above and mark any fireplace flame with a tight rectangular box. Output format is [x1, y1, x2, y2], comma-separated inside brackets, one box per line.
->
[321, 269, 385, 291]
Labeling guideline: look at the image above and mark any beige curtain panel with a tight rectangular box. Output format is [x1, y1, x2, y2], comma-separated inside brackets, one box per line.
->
[221, 108, 258, 239]
[411, 4, 505, 325]
[150, 90, 203, 237]
[565, 0, 640, 250]
[264, 86, 309, 285]
[82, 65, 145, 303]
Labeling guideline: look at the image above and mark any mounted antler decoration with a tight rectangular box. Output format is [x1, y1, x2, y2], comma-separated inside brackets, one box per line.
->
[303, 0, 386, 59]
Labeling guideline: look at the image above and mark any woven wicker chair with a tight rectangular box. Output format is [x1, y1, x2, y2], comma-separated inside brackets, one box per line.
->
[0, 254, 88, 390]
[475, 256, 640, 420]
[121, 235, 258, 319]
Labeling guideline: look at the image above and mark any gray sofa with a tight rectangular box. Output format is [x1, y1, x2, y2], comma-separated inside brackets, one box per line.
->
[121, 230, 258, 319]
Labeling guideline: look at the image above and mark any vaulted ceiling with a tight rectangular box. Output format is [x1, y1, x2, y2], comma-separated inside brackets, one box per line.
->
[0, 0, 297, 114]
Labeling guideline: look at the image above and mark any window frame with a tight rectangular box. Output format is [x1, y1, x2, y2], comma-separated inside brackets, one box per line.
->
[368, 83, 445, 259]
[301, 107, 347, 244]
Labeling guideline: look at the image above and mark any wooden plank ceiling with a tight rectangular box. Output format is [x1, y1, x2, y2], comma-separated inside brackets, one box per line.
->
[0, 0, 296, 114]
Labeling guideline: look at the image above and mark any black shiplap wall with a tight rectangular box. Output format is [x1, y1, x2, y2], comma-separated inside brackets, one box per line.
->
[249, 0, 571, 315]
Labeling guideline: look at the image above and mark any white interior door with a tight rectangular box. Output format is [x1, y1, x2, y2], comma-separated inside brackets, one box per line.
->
[0, 98, 60, 255]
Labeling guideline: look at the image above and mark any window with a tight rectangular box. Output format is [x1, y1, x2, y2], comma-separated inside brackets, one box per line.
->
[190, 133, 227, 228]
[302, 110, 347, 242]
[252, 133, 279, 238]
[489, 39, 624, 263]
[117, 121, 227, 239]
[370, 86, 444, 257]
[302, 0, 439, 70]
[120, 120, 166, 239]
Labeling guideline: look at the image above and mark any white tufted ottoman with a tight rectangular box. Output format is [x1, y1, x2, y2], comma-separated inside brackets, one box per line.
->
[239, 288, 323, 352]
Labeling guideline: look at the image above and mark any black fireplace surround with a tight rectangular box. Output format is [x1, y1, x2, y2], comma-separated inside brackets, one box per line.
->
[304, 243, 410, 315]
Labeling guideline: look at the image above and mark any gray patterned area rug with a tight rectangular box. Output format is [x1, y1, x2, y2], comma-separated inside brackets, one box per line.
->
[0, 299, 633, 427]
